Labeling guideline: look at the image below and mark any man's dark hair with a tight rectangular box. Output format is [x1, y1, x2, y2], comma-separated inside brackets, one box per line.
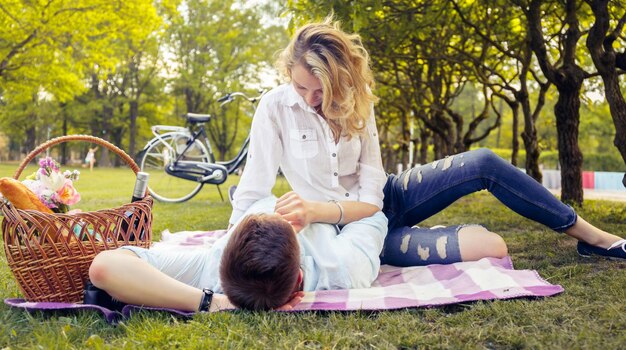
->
[220, 213, 301, 310]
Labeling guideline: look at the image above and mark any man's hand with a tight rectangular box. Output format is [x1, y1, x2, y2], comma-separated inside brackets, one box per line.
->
[275, 291, 305, 311]
[275, 191, 314, 233]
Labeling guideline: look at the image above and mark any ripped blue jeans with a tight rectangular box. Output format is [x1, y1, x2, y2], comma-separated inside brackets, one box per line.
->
[380, 148, 577, 266]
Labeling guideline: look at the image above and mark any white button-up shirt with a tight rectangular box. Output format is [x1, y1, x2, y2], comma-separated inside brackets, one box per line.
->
[229, 83, 387, 225]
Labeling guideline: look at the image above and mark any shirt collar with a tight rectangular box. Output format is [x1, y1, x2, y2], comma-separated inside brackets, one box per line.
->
[283, 83, 316, 113]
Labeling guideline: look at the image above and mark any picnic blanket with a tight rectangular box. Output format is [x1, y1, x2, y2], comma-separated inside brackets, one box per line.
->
[4, 229, 563, 323]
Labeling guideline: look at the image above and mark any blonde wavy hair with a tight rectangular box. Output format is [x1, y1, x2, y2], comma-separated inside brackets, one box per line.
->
[276, 18, 378, 139]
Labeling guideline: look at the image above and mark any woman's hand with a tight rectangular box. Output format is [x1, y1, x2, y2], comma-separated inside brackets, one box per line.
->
[275, 191, 314, 232]
[275, 191, 380, 230]
[275, 291, 305, 311]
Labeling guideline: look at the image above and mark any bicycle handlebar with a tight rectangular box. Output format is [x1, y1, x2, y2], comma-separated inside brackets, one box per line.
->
[217, 90, 267, 106]
[216, 93, 231, 103]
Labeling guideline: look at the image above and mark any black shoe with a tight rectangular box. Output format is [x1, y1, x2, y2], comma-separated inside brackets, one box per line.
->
[83, 281, 127, 312]
[577, 239, 626, 261]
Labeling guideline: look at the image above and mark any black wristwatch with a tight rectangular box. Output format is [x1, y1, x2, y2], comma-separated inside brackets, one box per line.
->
[198, 288, 214, 312]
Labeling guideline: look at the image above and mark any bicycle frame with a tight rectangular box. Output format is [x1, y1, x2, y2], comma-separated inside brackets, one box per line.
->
[148, 123, 250, 175]
[138, 90, 265, 202]
[216, 135, 250, 174]
[149, 125, 216, 163]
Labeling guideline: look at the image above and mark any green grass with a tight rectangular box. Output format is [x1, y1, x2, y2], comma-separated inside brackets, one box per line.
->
[1, 164, 625, 349]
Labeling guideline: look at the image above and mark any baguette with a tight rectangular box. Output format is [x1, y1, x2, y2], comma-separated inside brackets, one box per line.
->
[0, 177, 54, 213]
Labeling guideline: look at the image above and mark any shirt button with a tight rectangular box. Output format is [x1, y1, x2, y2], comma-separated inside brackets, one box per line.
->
[345, 193, 349, 197]
[332, 153, 336, 157]
[302, 134, 306, 139]
[333, 172, 338, 176]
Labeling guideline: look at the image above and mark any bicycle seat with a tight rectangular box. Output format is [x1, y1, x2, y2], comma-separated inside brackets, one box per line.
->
[184, 113, 212, 124]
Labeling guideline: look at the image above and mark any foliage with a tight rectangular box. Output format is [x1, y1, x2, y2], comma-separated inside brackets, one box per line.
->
[1, 0, 120, 101]
[1, 0, 626, 179]
[0, 0, 166, 160]
[0, 0, 288, 164]
[165, 0, 288, 160]
[0, 165, 624, 348]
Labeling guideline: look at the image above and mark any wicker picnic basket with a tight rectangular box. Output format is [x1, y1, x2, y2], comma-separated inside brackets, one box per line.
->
[0, 135, 152, 303]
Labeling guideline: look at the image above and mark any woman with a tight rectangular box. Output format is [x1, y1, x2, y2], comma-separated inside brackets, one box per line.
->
[84, 146, 97, 172]
[230, 17, 625, 265]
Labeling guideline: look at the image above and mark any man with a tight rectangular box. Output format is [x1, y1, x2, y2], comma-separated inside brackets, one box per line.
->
[88, 196, 387, 312]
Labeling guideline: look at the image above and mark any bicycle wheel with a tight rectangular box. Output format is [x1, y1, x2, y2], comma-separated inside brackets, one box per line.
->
[139, 133, 210, 202]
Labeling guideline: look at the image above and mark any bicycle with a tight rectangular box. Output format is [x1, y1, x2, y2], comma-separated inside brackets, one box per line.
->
[136, 90, 266, 203]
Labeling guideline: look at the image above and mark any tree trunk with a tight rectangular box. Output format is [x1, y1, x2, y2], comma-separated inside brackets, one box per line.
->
[24, 126, 36, 159]
[129, 100, 138, 157]
[586, 0, 626, 188]
[554, 82, 583, 204]
[511, 102, 519, 167]
[400, 110, 410, 167]
[99, 104, 114, 167]
[110, 128, 124, 167]
[526, 0, 585, 204]
[61, 108, 68, 165]
[602, 72, 626, 152]
[520, 97, 542, 182]
[516, 65, 543, 182]
[419, 129, 429, 165]
[521, 129, 541, 181]
[433, 134, 445, 160]
[602, 73, 626, 188]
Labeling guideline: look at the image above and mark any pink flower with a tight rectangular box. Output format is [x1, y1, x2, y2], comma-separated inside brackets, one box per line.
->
[21, 160, 81, 213]
[53, 179, 81, 206]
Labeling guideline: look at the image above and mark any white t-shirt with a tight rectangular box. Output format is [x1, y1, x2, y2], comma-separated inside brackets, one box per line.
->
[229, 84, 387, 225]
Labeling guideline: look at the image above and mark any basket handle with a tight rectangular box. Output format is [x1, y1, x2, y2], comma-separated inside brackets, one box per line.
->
[13, 135, 140, 179]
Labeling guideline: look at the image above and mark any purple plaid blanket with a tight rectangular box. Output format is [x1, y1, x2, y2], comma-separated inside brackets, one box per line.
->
[4, 229, 563, 323]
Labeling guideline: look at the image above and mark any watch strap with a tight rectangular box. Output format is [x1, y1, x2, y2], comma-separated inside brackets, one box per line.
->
[198, 288, 214, 312]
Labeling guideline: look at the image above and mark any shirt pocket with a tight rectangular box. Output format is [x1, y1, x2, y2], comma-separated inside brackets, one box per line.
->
[338, 136, 361, 175]
[289, 129, 319, 159]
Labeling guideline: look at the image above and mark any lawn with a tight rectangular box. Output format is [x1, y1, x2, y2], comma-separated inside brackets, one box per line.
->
[0, 163, 625, 349]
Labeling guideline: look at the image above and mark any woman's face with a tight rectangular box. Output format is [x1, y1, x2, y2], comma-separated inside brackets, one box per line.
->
[291, 64, 323, 108]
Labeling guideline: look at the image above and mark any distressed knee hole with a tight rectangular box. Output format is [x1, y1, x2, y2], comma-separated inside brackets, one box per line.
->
[442, 155, 454, 170]
[417, 244, 430, 260]
[402, 169, 411, 190]
[400, 234, 411, 253]
[436, 236, 448, 259]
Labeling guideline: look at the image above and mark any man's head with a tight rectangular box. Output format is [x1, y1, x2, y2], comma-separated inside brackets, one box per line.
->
[220, 213, 301, 310]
